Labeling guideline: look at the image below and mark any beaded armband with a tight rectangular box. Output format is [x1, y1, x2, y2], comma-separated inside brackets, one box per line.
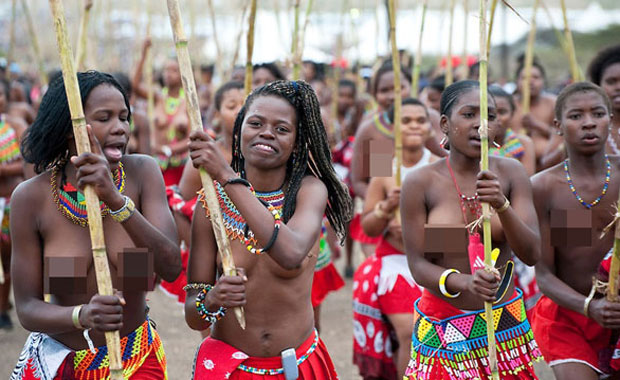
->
[109, 195, 136, 223]
[195, 286, 226, 324]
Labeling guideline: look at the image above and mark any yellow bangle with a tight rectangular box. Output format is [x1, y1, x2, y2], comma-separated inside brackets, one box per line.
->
[439, 269, 461, 298]
[72, 304, 84, 330]
[495, 198, 510, 214]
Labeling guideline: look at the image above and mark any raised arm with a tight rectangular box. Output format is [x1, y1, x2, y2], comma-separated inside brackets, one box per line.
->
[361, 177, 399, 237]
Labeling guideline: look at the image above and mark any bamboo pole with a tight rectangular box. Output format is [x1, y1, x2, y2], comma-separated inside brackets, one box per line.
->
[48, 1, 123, 378]
[560, 0, 581, 82]
[461, 0, 469, 79]
[229, 0, 251, 79]
[145, 2, 155, 154]
[21, 0, 48, 87]
[291, 0, 301, 80]
[388, 0, 402, 187]
[375, 0, 381, 59]
[206, 0, 223, 84]
[541, 1, 569, 56]
[446, 0, 456, 86]
[244, 0, 257, 96]
[329, 0, 348, 144]
[607, 194, 620, 303]
[75, 0, 93, 71]
[166, 0, 246, 329]
[485, 0, 498, 54]
[521, 0, 540, 115]
[478, 0, 499, 378]
[411, 0, 428, 98]
[299, 0, 314, 69]
[6, 0, 17, 81]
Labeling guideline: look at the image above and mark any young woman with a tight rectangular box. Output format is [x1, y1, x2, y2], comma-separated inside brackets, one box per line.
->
[185, 80, 353, 379]
[401, 80, 542, 379]
[532, 82, 620, 380]
[10, 71, 180, 379]
[353, 98, 436, 380]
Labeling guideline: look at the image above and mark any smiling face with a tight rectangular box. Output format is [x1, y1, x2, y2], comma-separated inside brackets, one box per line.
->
[240, 95, 298, 170]
[601, 62, 620, 114]
[441, 88, 498, 158]
[401, 104, 431, 150]
[83, 84, 130, 170]
[557, 90, 611, 155]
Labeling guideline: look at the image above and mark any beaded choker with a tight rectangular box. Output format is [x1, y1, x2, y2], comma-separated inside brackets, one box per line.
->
[564, 155, 611, 209]
[198, 181, 285, 248]
[51, 162, 126, 227]
[372, 112, 394, 139]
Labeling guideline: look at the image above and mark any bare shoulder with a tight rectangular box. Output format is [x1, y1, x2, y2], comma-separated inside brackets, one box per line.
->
[11, 172, 49, 212]
[493, 155, 527, 175]
[299, 175, 327, 197]
[354, 115, 376, 141]
[609, 154, 620, 172]
[121, 154, 160, 174]
[541, 92, 557, 104]
[531, 161, 563, 191]
[403, 157, 444, 189]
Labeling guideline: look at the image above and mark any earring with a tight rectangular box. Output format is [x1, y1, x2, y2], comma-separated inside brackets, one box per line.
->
[493, 141, 501, 148]
[439, 136, 448, 149]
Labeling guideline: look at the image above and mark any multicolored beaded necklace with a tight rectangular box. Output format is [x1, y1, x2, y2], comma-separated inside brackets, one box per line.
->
[0, 115, 20, 164]
[372, 111, 394, 139]
[51, 162, 126, 227]
[446, 159, 482, 222]
[198, 181, 285, 250]
[563, 155, 611, 209]
[162, 87, 185, 116]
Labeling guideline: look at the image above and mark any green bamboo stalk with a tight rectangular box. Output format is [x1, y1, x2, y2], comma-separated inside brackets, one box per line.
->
[522, 0, 540, 115]
[207, 0, 223, 84]
[411, 0, 428, 98]
[540, 0, 569, 57]
[145, 2, 155, 154]
[446, 0, 456, 86]
[485, 0, 498, 54]
[166, 0, 246, 329]
[228, 0, 251, 79]
[75, 0, 93, 71]
[245, 0, 257, 95]
[388, 0, 402, 187]
[560, 0, 581, 81]
[6, 0, 17, 81]
[48, 0, 123, 378]
[21, 0, 48, 86]
[330, 0, 348, 143]
[607, 195, 620, 302]
[291, 0, 301, 80]
[298, 0, 314, 69]
[461, 0, 469, 78]
[478, 0, 499, 378]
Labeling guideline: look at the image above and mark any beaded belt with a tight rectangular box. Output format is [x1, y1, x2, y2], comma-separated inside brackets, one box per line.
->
[237, 330, 319, 375]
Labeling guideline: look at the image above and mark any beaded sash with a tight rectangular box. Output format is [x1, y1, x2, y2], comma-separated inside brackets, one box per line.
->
[0, 116, 20, 164]
[197, 181, 284, 247]
[490, 128, 525, 159]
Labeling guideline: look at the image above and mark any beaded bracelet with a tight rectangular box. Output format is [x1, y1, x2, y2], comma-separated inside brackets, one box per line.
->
[183, 282, 214, 291]
[195, 286, 227, 324]
[244, 203, 282, 255]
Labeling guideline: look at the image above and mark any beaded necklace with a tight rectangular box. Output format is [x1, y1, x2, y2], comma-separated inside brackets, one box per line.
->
[563, 155, 611, 209]
[446, 159, 482, 222]
[372, 111, 394, 139]
[51, 162, 126, 227]
[162, 87, 185, 116]
[198, 181, 285, 249]
[0, 115, 20, 164]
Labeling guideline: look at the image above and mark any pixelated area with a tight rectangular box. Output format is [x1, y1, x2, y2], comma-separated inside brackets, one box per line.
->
[44, 256, 87, 294]
[117, 248, 155, 292]
[364, 139, 393, 178]
[423, 224, 469, 260]
[550, 209, 593, 247]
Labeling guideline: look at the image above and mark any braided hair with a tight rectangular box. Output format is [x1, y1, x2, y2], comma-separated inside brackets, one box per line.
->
[21, 71, 130, 173]
[231, 80, 353, 243]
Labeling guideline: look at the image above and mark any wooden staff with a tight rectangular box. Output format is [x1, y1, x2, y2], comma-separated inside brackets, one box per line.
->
[291, 0, 301, 80]
[446, 0, 456, 86]
[411, 0, 428, 98]
[388, 0, 402, 187]
[560, 0, 581, 82]
[521, 0, 540, 115]
[75, 0, 93, 71]
[166, 0, 246, 329]
[244, 0, 257, 96]
[6, 0, 17, 81]
[461, 0, 469, 78]
[21, 0, 48, 87]
[48, 1, 123, 378]
[478, 0, 499, 378]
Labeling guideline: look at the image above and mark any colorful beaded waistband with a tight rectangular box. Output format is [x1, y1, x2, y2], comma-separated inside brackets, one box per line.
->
[237, 330, 319, 375]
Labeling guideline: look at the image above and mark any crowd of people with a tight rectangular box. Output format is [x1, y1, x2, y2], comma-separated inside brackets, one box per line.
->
[1, 35, 620, 380]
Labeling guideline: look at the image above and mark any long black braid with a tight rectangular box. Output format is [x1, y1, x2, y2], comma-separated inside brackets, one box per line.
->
[231, 80, 353, 243]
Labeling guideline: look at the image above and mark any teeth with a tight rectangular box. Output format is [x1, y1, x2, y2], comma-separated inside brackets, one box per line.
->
[256, 144, 274, 151]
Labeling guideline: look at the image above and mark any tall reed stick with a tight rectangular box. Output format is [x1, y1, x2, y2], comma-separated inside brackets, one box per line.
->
[291, 0, 301, 80]
[229, 0, 251, 79]
[48, 1, 123, 378]
[245, 0, 257, 96]
[411, 0, 428, 98]
[299, 0, 314, 68]
[446, 0, 456, 86]
[486, 0, 498, 54]
[541, 1, 568, 57]
[145, 2, 155, 154]
[329, 0, 348, 143]
[388, 0, 402, 186]
[166, 0, 246, 329]
[461, 0, 469, 78]
[6, 0, 17, 81]
[560, 0, 581, 81]
[521, 0, 540, 115]
[607, 192, 620, 303]
[75, 0, 93, 71]
[207, 0, 223, 83]
[21, 0, 48, 86]
[478, 0, 499, 378]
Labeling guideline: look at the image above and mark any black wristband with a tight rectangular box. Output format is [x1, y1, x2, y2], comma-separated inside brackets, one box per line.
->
[222, 177, 252, 189]
[261, 224, 281, 253]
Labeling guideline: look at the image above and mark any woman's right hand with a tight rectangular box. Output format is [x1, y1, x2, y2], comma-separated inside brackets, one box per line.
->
[467, 269, 500, 303]
[205, 269, 248, 311]
[588, 298, 620, 329]
[79, 291, 126, 332]
[381, 187, 401, 214]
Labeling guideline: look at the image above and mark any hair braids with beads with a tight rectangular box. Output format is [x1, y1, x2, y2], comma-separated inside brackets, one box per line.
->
[231, 80, 353, 243]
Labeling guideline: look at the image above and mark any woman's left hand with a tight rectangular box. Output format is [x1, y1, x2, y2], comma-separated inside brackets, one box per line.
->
[188, 130, 235, 183]
[70, 125, 124, 209]
[476, 170, 506, 210]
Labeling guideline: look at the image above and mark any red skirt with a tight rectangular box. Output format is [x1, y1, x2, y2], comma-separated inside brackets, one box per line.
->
[193, 329, 338, 379]
[162, 165, 185, 187]
[349, 214, 382, 245]
[531, 295, 612, 374]
[311, 262, 345, 308]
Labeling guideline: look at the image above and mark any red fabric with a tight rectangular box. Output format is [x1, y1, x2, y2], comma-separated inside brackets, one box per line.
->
[380, 276, 421, 314]
[374, 238, 402, 258]
[468, 233, 485, 274]
[162, 165, 185, 186]
[166, 187, 198, 220]
[331, 136, 355, 198]
[193, 336, 250, 379]
[531, 295, 612, 374]
[312, 262, 345, 308]
[47, 349, 165, 379]
[194, 330, 338, 379]
[349, 214, 382, 245]
[159, 248, 189, 304]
